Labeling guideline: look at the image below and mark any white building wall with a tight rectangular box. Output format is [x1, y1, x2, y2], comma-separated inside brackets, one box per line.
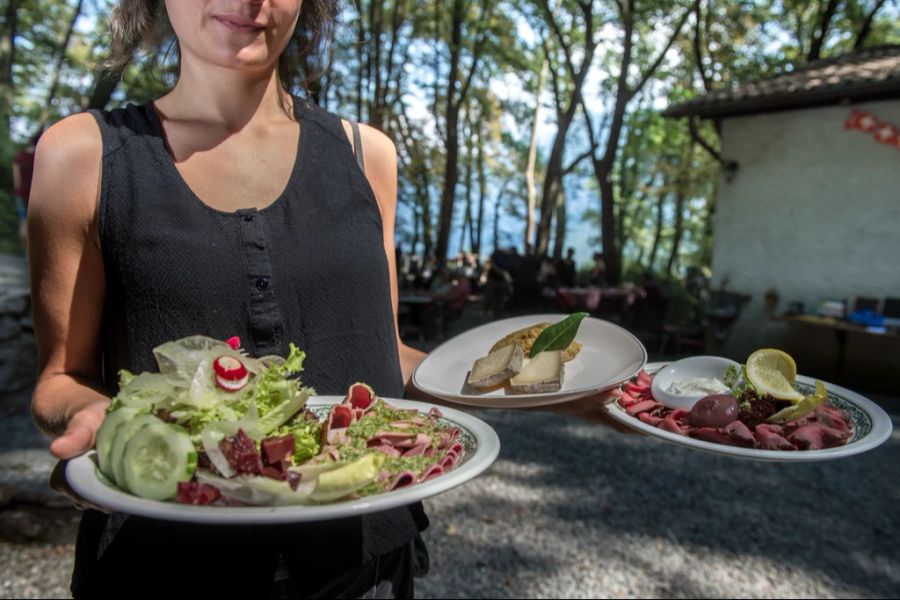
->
[710, 99, 900, 387]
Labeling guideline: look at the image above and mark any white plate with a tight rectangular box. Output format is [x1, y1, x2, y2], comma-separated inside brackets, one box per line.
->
[66, 396, 500, 524]
[412, 314, 647, 408]
[604, 362, 894, 462]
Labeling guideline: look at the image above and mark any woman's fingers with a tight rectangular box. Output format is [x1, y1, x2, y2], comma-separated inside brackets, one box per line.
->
[49, 421, 95, 459]
[49, 401, 107, 460]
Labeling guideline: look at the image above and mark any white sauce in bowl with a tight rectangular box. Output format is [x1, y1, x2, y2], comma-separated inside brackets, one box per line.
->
[666, 377, 729, 397]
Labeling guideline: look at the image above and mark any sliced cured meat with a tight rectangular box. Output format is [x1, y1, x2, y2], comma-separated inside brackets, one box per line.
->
[387, 471, 417, 491]
[626, 400, 660, 417]
[176, 482, 221, 505]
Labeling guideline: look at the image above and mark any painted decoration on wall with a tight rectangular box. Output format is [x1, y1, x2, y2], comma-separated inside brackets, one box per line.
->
[845, 110, 900, 150]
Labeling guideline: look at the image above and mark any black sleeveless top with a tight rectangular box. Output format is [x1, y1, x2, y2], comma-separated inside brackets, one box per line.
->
[72, 99, 427, 597]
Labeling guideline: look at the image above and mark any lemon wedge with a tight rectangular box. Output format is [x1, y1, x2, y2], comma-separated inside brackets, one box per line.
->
[745, 349, 805, 402]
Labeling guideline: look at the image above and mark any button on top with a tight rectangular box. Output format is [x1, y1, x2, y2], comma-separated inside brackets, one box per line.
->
[243, 214, 255, 222]
[255, 277, 269, 291]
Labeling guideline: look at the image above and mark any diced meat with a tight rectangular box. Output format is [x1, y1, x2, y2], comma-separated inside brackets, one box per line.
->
[755, 424, 797, 451]
[262, 436, 296, 466]
[220, 429, 262, 475]
[260, 466, 286, 481]
[176, 482, 221, 505]
[286, 470, 302, 491]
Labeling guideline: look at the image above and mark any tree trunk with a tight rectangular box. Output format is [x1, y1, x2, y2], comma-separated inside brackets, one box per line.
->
[587, 0, 696, 285]
[1, 0, 21, 191]
[475, 119, 486, 256]
[808, 0, 840, 61]
[666, 143, 693, 276]
[552, 183, 566, 260]
[35, 0, 85, 135]
[647, 186, 667, 273]
[854, 0, 888, 49]
[525, 59, 547, 253]
[435, 0, 488, 261]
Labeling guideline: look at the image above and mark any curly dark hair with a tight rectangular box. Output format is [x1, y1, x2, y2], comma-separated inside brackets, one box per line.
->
[108, 0, 338, 98]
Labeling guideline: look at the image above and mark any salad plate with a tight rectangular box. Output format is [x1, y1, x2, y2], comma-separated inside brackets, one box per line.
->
[603, 362, 893, 462]
[67, 395, 500, 524]
[412, 314, 647, 408]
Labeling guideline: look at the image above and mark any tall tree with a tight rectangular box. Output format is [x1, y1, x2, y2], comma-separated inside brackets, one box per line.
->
[582, 0, 697, 285]
[536, 0, 599, 256]
[434, 0, 492, 261]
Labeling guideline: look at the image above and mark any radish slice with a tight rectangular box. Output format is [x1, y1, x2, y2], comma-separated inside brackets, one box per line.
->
[226, 336, 241, 350]
[214, 355, 249, 391]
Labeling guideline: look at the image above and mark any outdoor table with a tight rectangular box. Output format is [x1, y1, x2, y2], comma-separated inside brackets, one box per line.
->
[774, 314, 900, 372]
[557, 286, 602, 312]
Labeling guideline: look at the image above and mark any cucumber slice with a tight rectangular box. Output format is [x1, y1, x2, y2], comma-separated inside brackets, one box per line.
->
[122, 422, 197, 501]
[95, 407, 141, 480]
[109, 414, 164, 489]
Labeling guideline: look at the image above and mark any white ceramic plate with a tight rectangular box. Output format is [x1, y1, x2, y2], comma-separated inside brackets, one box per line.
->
[66, 396, 500, 524]
[412, 314, 647, 408]
[604, 362, 894, 462]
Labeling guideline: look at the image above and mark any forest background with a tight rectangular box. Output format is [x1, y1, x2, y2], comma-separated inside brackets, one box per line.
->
[2, 0, 898, 289]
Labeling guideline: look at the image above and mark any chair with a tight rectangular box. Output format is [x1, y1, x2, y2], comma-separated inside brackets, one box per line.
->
[853, 296, 880, 313]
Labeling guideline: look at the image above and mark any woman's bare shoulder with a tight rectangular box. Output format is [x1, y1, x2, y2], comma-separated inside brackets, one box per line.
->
[30, 113, 103, 225]
[339, 119, 397, 211]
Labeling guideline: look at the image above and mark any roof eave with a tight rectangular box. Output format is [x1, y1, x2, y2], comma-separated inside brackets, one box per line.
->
[662, 81, 900, 120]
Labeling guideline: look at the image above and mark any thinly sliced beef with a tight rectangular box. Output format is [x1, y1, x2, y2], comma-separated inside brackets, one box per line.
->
[755, 424, 797, 450]
[396, 433, 432, 449]
[691, 428, 734, 445]
[788, 423, 850, 450]
[724, 420, 757, 448]
[814, 406, 851, 434]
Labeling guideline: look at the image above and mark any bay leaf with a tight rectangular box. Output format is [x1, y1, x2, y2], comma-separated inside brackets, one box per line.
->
[529, 312, 589, 358]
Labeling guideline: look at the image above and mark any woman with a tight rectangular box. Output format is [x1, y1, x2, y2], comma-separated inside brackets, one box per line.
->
[30, 1, 622, 596]
[31, 1, 428, 596]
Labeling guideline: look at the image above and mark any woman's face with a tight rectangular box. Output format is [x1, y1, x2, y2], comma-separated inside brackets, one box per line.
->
[166, 1, 302, 73]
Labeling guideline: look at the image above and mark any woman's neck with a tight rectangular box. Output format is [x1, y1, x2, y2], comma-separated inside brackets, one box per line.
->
[158, 60, 292, 129]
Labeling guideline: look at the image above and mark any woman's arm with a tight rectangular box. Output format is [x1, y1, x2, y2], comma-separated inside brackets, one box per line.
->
[343, 121, 428, 386]
[28, 113, 111, 459]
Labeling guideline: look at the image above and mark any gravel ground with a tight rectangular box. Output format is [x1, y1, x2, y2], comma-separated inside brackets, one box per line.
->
[2, 389, 898, 599]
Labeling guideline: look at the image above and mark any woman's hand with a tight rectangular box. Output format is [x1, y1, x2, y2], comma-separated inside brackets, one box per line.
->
[536, 390, 638, 434]
[49, 398, 110, 460]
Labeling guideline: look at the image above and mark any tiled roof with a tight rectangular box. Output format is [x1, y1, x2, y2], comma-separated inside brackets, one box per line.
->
[663, 45, 900, 119]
